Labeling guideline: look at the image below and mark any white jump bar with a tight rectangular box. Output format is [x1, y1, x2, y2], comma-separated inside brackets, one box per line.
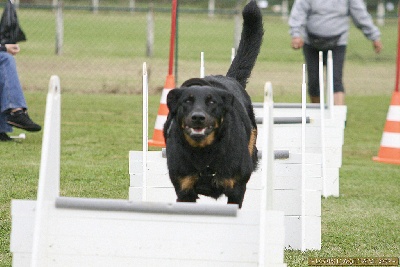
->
[55, 197, 239, 217]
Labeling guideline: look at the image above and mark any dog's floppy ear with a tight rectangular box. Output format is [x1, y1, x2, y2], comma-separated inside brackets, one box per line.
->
[181, 78, 212, 88]
[217, 90, 235, 112]
[166, 89, 183, 115]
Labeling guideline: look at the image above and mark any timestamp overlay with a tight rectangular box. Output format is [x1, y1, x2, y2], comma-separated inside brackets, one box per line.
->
[308, 257, 399, 266]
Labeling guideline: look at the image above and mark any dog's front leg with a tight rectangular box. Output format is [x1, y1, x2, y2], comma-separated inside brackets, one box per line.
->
[174, 175, 199, 203]
[223, 179, 247, 209]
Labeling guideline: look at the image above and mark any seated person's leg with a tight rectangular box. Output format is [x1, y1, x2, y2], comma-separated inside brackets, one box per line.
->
[0, 112, 12, 141]
[0, 52, 41, 132]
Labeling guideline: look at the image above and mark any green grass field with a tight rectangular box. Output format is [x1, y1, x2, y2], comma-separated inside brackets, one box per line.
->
[1, 7, 400, 267]
[14, 9, 399, 96]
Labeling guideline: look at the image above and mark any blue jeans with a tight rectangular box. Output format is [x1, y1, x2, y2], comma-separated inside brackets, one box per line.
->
[0, 52, 27, 132]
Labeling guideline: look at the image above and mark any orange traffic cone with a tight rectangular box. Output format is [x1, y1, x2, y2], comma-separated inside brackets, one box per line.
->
[148, 74, 175, 147]
[373, 91, 400, 165]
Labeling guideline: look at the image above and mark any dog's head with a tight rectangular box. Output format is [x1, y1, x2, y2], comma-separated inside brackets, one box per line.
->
[166, 81, 234, 147]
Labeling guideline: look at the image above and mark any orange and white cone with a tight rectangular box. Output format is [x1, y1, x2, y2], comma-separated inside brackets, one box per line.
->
[373, 91, 400, 165]
[148, 74, 175, 147]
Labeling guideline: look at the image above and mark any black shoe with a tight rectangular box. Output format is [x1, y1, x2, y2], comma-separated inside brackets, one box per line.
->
[7, 110, 41, 132]
[0, 132, 12, 141]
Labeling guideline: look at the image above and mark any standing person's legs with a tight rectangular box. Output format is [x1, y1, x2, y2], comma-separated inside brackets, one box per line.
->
[303, 44, 320, 103]
[303, 45, 347, 105]
[331, 45, 346, 105]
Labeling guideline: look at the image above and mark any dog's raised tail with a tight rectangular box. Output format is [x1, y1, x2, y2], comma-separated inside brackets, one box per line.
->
[226, 0, 264, 89]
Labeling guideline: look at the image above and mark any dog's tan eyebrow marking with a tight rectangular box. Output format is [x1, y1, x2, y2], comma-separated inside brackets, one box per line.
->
[179, 175, 198, 191]
[248, 128, 257, 156]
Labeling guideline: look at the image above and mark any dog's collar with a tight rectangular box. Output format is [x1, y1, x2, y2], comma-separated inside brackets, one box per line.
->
[199, 165, 217, 177]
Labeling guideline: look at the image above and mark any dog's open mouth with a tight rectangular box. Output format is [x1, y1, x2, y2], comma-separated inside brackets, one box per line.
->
[185, 126, 214, 138]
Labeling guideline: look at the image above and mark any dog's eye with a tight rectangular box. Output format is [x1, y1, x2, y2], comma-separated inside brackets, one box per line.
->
[185, 97, 194, 104]
[206, 95, 215, 105]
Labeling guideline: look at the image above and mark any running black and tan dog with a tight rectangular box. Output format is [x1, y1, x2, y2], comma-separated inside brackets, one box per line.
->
[163, 0, 263, 208]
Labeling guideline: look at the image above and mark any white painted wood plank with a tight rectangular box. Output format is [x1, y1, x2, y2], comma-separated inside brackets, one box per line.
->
[10, 200, 36, 252]
[323, 167, 340, 197]
[274, 176, 322, 191]
[25, 207, 283, 265]
[254, 105, 347, 122]
[284, 216, 321, 250]
[325, 146, 343, 167]
[273, 190, 321, 216]
[274, 163, 321, 178]
[12, 253, 31, 267]
[129, 153, 322, 189]
[36, 255, 259, 267]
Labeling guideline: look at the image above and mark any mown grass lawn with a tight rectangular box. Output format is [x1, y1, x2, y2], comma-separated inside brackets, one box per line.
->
[1, 92, 399, 266]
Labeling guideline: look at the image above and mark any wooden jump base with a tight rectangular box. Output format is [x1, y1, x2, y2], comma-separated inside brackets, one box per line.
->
[10, 74, 287, 266]
[129, 79, 322, 250]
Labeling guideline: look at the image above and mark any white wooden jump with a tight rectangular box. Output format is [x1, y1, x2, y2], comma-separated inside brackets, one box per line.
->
[256, 73, 322, 250]
[129, 76, 320, 251]
[127, 65, 287, 266]
[254, 51, 346, 198]
[10, 72, 287, 266]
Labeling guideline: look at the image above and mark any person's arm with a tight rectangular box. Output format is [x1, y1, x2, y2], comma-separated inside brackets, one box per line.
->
[349, 0, 382, 53]
[288, 0, 310, 49]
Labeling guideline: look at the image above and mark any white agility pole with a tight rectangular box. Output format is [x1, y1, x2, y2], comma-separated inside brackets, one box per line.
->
[142, 63, 148, 201]
[258, 81, 273, 265]
[301, 64, 307, 251]
[231, 48, 235, 63]
[319, 52, 327, 197]
[327, 50, 334, 119]
[265, 83, 275, 210]
[31, 75, 61, 267]
[200, 52, 205, 78]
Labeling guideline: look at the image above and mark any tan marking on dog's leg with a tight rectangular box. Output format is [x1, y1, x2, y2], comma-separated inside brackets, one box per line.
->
[222, 178, 236, 189]
[214, 178, 236, 189]
[179, 176, 198, 191]
[248, 128, 257, 155]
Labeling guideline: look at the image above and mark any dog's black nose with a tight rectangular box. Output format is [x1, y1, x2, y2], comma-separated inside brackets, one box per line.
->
[191, 112, 206, 123]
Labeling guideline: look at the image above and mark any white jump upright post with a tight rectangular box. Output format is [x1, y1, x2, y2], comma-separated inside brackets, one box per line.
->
[300, 64, 307, 250]
[326, 50, 347, 197]
[262, 82, 275, 210]
[258, 82, 273, 265]
[142, 63, 148, 201]
[200, 52, 205, 78]
[326, 50, 334, 119]
[31, 75, 61, 267]
[318, 52, 328, 197]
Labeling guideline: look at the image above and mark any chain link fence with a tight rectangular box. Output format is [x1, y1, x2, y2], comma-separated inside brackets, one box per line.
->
[4, 0, 399, 95]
